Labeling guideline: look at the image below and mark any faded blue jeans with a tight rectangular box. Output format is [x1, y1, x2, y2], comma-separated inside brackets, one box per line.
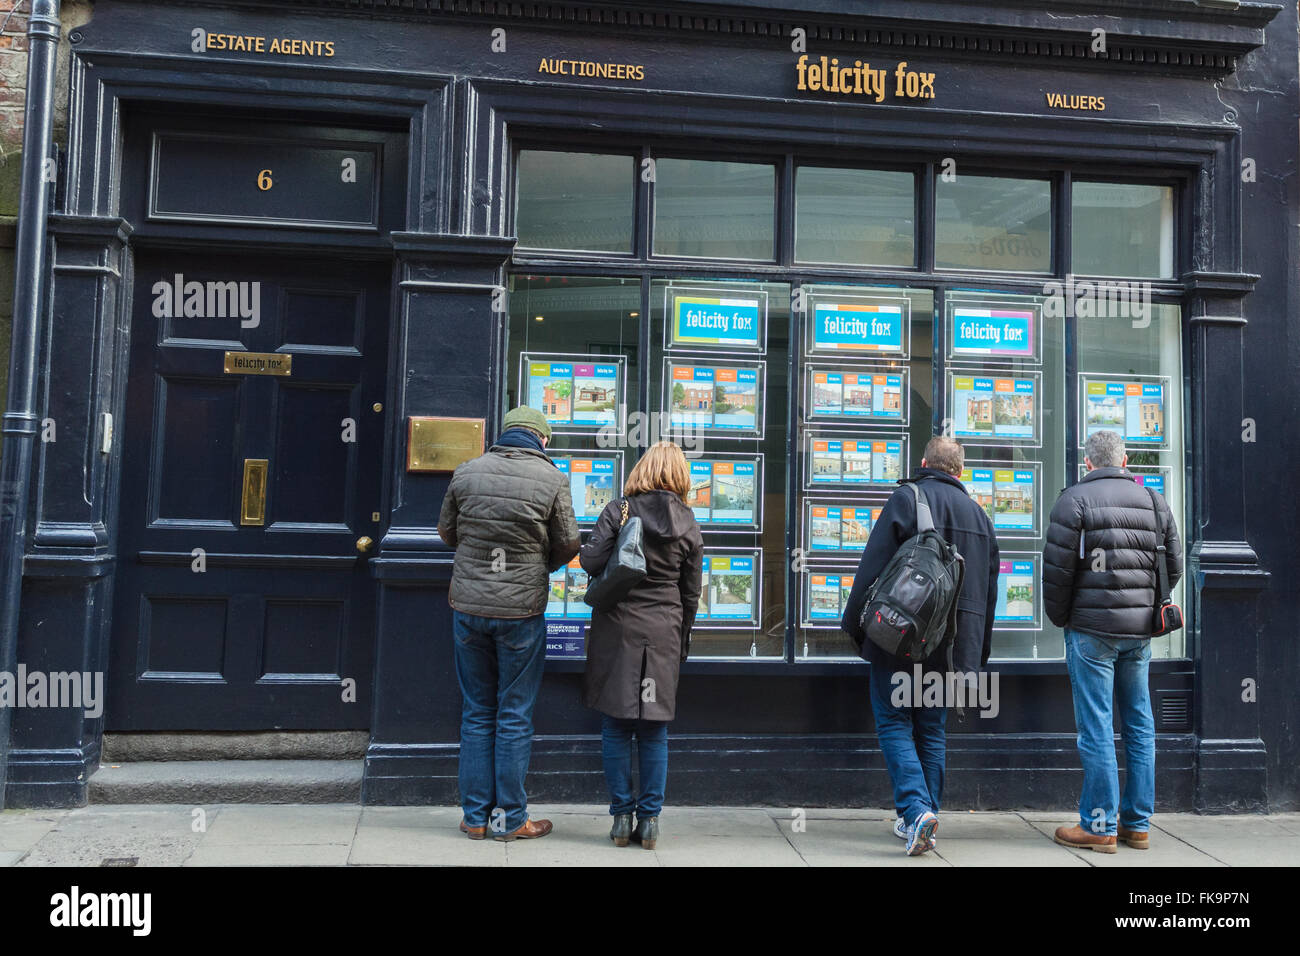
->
[453, 610, 548, 833]
[1065, 628, 1156, 835]
[601, 715, 669, 818]
[869, 659, 947, 829]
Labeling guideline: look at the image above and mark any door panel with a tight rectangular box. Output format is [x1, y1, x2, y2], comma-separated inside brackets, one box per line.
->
[108, 251, 390, 730]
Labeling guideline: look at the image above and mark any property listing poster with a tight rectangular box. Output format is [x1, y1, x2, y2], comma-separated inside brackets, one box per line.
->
[994, 555, 1041, 628]
[805, 500, 883, 555]
[807, 295, 909, 357]
[803, 571, 857, 626]
[1081, 377, 1169, 448]
[806, 367, 907, 424]
[948, 302, 1039, 363]
[686, 458, 761, 528]
[553, 454, 621, 524]
[949, 372, 1040, 445]
[521, 353, 623, 432]
[695, 552, 760, 627]
[545, 556, 593, 658]
[666, 361, 764, 435]
[666, 286, 766, 352]
[1076, 464, 1170, 497]
[961, 462, 1039, 535]
[806, 435, 906, 487]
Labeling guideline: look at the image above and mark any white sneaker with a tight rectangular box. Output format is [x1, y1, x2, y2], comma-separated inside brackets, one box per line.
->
[906, 812, 939, 856]
[895, 815, 936, 847]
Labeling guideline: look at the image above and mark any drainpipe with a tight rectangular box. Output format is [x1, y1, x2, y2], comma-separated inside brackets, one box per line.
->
[0, 0, 62, 810]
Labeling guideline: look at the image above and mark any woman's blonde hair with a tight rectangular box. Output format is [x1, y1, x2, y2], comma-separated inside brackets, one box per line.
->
[624, 441, 690, 501]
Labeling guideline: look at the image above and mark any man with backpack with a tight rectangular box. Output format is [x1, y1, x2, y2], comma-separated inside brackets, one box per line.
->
[1043, 429, 1182, 853]
[841, 436, 1000, 856]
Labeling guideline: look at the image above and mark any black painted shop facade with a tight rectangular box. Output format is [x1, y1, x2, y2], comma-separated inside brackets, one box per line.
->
[4, 0, 1296, 811]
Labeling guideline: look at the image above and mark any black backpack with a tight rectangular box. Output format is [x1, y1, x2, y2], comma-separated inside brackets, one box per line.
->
[857, 481, 966, 665]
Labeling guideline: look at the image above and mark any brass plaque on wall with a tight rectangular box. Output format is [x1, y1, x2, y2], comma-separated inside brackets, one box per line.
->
[224, 351, 292, 376]
[408, 417, 485, 473]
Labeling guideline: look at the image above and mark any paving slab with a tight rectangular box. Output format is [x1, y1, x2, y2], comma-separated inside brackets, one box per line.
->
[652, 832, 808, 866]
[201, 804, 360, 846]
[1023, 819, 1226, 866]
[16, 806, 206, 867]
[0, 851, 23, 867]
[0, 810, 64, 853]
[185, 843, 352, 866]
[1150, 816, 1300, 866]
[351, 806, 506, 866]
[776, 817, 950, 867]
[504, 813, 660, 867]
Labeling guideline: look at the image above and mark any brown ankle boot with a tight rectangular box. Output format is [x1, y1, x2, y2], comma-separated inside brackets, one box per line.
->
[494, 818, 553, 842]
[1054, 824, 1118, 853]
[1117, 825, 1150, 849]
[459, 819, 487, 841]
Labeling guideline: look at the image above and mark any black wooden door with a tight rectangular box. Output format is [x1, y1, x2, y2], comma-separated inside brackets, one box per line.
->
[107, 251, 390, 730]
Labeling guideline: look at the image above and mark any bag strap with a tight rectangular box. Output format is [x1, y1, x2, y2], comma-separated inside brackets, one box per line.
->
[619, 497, 629, 529]
[1144, 487, 1172, 604]
[907, 481, 935, 534]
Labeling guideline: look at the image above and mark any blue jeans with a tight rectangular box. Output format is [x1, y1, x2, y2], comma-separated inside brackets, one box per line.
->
[868, 660, 947, 828]
[1065, 628, 1155, 835]
[452, 610, 548, 832]
[601, 715, 668, 818]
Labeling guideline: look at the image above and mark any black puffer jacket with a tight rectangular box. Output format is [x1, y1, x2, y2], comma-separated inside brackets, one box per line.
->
[1042, 466, 1183, 639]
[579, 490, 703, 722]
[841, 468, 1000, 673]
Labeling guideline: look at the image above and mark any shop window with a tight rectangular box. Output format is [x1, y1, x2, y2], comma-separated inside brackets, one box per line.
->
[1076, 301, 1185, 659]
[794, 166, 916, 267]
[515, 150, 634, 253]
[653, 158, 776, 260]
[935, 174, 1052, 273]
[1071, 182, 1174, 279]
[649, 277, 789, 659]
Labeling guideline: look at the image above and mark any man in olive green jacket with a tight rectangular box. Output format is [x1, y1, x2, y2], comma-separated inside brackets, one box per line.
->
[437, 406, 580, 842]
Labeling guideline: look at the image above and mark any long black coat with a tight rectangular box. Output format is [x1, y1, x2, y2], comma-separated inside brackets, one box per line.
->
[841, 468, 1000, 673]
[1043, 466, 1183, 639]
[579, 490, 704, 721]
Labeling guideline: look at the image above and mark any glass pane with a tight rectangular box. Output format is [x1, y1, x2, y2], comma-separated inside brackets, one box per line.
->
[795, 167, 915, 267]
[1076, 301, 1186, 659]
[650, 277, 789, 659]
[935, 174, 1051, 272]
[516, 150, 634, 253]
[1072, 182, 1174, 279]
[795, 285, 934, 659]
[506, 275, 642, 661]
[653, 158, 775, 260]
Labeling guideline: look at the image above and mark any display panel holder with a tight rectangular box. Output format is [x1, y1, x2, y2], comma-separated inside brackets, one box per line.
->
[519, 351, 627, 438]
[805, 291, 912, 360]
[663, 283, 768, 355]
[798, 565, 860, 629]
[946, 367, 1044, 449]
[945, 295, 1043, 366]
[993, 552, 1043, 631]
[802, 431, 910, 492]
[1078, 373, 1172, 451]
[799, 494, 888, 559]
[961, 459, 1042, 539]
[661, 358, 767, 440]
[687, 453, 765, 533]
[802, 362, 910, 429]
[693, 547, 764, 630]
[553, 450, 626, 525]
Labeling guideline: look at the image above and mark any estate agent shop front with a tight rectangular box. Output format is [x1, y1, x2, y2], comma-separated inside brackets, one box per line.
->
[1, 0, 1296, 812]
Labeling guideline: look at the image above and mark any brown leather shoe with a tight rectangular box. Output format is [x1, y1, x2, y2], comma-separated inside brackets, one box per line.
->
[1117, 825, 1150, 849]
[494, 818, 553, 842]
[459, 819, 487, 841]
[1054, 824, 1118, 853]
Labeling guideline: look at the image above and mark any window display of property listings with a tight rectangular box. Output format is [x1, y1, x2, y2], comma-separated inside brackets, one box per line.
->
[553, 452, 624, 525]
[519, 352, 626, 436]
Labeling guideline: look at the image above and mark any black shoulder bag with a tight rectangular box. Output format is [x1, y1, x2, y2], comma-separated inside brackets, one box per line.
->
[583, 498, 647, 611]
[1145, 487, 1183, 636]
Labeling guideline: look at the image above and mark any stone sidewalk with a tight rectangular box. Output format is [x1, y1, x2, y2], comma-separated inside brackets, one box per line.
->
[1, 804, 1296, 866]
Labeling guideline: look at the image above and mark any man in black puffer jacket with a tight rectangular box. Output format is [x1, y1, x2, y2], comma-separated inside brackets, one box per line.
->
[1043, 429, 1182, 855]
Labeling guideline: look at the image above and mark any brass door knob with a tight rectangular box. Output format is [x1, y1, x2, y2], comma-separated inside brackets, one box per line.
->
[356, 536, 373, 553]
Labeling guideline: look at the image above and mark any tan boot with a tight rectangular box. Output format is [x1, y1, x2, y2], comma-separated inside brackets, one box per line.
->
[1054, 824, 1118, 853]
[458, 819, 487, 841]
[494, 817, 553, 842]
[1117, 825, 1150, 849]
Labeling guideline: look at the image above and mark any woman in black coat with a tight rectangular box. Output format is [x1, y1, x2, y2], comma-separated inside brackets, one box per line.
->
[579, 441, 703, 850]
